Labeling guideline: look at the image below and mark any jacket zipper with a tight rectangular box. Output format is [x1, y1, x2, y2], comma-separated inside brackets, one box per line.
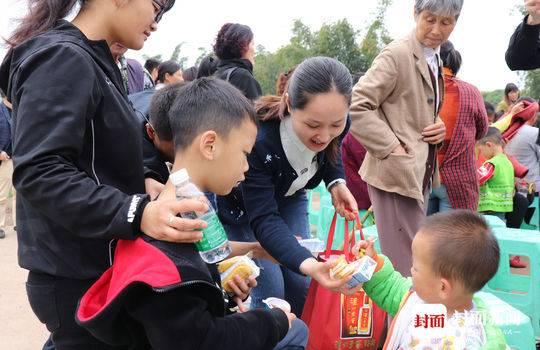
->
[90, 119, 101, 185]
[154, 280, 228, 314]
[154, 279, 222, 294]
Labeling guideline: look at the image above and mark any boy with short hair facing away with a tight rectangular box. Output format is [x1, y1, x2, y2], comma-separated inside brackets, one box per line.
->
[476, 127, 515, 219]
[354, 211, 506, 349]
[76, 78, 307, 350]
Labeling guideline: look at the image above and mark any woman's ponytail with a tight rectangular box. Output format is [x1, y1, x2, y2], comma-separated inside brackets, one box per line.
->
[255, 94, 289, 122]
[6, 0, 81, 47]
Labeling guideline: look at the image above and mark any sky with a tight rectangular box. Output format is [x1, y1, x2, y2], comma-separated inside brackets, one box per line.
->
[0, 0, 525, 92]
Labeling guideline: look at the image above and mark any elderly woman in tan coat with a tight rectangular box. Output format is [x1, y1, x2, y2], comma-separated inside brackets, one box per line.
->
[349, 0, 463, 275]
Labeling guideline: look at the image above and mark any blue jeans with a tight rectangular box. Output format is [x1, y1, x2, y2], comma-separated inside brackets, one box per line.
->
[274, 319, 309, 350]
[427, 185, 452, 215]
[224, 191, 311, 316]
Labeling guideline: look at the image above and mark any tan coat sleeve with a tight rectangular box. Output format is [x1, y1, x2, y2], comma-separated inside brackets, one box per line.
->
[349, 48, 401, 160]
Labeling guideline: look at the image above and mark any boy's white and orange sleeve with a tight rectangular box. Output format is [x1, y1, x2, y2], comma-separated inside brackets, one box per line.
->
[477, 163, 495, 185]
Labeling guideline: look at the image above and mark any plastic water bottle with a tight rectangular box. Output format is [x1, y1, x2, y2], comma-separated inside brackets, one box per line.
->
[170, 169, 231, 264]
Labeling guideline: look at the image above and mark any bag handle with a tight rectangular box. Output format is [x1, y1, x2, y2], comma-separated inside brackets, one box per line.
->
[323, 212, 365, 262]
[323, 213, 339, 259]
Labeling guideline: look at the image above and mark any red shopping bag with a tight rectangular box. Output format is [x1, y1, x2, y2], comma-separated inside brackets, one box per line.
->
[301, 213, 387, 350]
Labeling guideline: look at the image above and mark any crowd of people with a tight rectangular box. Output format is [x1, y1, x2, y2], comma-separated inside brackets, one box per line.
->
[0, 0, 539, 349]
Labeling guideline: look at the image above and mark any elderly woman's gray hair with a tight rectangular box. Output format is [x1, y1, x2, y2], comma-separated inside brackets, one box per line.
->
[414, 0, 464, 18]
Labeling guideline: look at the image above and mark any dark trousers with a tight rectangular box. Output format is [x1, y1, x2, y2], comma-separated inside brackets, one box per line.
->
[523, 192, 539, 227]
[26, 272, 125, 350]
[505, 192, 534, 228]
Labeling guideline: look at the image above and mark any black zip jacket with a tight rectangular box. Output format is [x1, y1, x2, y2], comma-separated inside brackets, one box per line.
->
[506, 15, 540, 70]
[0, 21, 149, 279]
[76, 236, 289, 349]
[215, 58, 262, 100]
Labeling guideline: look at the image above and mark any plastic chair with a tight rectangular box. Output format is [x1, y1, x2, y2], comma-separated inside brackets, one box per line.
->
[307, 183, 330, 227]
[520, 197, 539, 231]
[483, 215, 507, 229]
[483, 227, 540, 338]
[475, 291, 536, 349]
[314, 199, 372, 246]
[316, 196, 344, 249]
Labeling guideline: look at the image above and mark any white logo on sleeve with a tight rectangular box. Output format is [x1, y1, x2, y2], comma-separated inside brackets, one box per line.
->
[127, 195, 141, 223]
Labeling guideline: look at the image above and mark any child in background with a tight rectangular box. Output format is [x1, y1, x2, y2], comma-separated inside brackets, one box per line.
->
[354, 210, 506, 349]
[476, 127, 515, 220]
[76, 78, 309, 350]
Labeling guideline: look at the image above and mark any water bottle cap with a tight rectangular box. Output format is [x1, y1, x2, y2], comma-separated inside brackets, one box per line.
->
[170, 168, 189, 186]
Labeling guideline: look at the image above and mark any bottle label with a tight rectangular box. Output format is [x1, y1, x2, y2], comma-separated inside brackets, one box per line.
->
[195, 213, 228, 252]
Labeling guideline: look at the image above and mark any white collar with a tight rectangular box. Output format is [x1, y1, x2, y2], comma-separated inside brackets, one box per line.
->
[280, 116, 312, 155]
[279, 116, 319, 196]
[422, 45, 441, 59]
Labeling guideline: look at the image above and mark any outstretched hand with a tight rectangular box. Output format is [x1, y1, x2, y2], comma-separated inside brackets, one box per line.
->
[352, 238, 378, 259]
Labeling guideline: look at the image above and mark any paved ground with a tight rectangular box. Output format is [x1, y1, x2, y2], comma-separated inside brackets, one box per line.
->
[0, 206, 49, 349]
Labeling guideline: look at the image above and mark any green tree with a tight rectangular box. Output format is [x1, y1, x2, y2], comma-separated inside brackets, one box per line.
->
[142, 54, 163, 62]
[253, 0, 393, 94]
[170, 42, 188, 69]
[290, 19, 314, 49]
[482, 90, 504, 106]
[194, 47, 212, 66]
[523, 70, 540, 99]
[360, 0, 393, 70]
[312, 19, 365, 74]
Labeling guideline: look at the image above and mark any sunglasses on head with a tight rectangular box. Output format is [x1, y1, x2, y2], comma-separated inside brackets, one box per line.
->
[152, 0, 175, 23]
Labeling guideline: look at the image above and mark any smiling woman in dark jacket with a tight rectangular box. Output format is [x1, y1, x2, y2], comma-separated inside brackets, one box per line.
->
[0, 1, 211, 348]
[213, 23, 262, 100]
[219, 57, 359, 316]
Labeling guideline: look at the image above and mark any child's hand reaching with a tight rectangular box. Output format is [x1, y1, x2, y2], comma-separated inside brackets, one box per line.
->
[352, 238, 377, 259]
[227, 275, 257, 312]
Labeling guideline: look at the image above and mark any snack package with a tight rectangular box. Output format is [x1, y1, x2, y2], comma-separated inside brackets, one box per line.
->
[218, 254, 260, 293]
[330, 256, 356, 279]
[262, 297, 291, 313]
[346, 256, 377, 288]
[330, 255, 377, 288]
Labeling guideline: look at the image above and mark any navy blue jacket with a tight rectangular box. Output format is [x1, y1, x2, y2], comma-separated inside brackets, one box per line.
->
[0, 102, 12, 156]
[219, 118, 349, 273]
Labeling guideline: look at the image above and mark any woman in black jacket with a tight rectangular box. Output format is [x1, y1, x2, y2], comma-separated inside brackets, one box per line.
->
[0, 1, 208, 348]
[213, 23, 262, 100]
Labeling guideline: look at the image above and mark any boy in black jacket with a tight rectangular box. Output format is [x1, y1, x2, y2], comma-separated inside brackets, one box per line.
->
[76, 78, 307, 350]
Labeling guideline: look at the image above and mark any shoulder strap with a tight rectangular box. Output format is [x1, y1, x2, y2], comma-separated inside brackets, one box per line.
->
[224, 67, 238, 82]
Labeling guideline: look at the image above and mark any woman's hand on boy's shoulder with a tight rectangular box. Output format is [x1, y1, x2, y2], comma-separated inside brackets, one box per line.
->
[144, 178, 165, 200]
[141, 199, 209, 243]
